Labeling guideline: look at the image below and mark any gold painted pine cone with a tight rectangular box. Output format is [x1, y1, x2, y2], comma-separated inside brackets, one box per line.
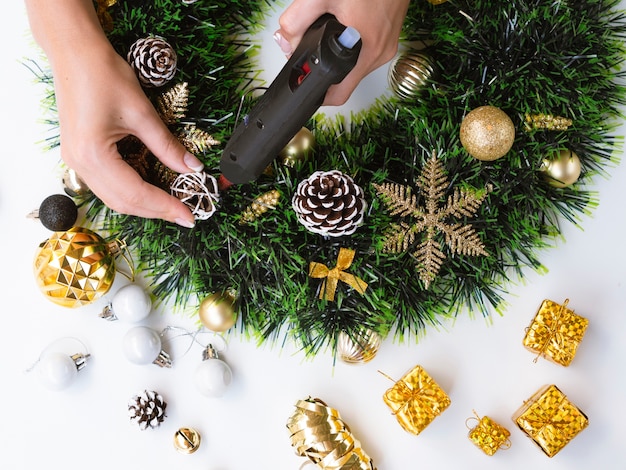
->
[292, 170, 367, 237]
[127, 36, 178, 88]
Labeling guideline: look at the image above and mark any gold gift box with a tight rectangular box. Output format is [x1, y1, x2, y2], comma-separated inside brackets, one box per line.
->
[382, 365, 451, 435]
[523, 299, 588, 366]
[513, 384, 588, 457]
[467, 413, 511, 456]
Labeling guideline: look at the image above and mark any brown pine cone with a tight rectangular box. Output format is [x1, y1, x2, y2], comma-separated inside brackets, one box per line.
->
[128, 390, 167, 430]
[127, 37, 177, 88]
[292, 170, 367, 237]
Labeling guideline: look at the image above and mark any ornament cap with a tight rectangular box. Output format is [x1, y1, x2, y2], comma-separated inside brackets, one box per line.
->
[70, 352, 91, 371]
[154, 350, 172, 368]
[99, 304, 117, 321]
[201, 344, 219, 361]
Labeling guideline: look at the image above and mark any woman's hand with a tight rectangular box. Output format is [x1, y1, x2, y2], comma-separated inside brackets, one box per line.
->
[274, 0, 410, 105]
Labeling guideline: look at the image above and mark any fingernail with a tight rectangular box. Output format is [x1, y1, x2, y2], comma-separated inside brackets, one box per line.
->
[184, 152, 204, 172]
[273, 31, 292, 55]
[175, 217, 195, 229]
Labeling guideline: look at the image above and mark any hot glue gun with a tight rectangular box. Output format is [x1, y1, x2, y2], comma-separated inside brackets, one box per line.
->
[220, 14, 362, 185]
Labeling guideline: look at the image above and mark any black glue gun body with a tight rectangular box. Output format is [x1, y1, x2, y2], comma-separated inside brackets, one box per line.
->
[220, 14, 362, 184]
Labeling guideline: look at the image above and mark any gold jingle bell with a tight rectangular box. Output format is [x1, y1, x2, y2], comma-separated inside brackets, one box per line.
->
[541, 149, 582, 188]
[279, 127, 315, 168]
[62, 167, 91, 198]
[198, 290, 238, 332]
[33, 227, 124, 308]
[173, 427, 201, 454]
[337, 328, 382, 364]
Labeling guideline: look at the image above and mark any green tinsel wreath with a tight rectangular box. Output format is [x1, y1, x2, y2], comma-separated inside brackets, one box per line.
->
[43, 0, 626, 357]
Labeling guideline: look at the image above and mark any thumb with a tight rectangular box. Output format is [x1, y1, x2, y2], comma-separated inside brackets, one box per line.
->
[134, 106, 205, 174]
[275, 0, 331, 55]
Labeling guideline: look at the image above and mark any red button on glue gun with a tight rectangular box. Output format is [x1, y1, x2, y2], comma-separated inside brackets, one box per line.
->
[220, 14, 362, 185]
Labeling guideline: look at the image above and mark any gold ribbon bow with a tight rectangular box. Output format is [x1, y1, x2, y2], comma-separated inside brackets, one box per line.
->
[95, 0, 117, 32]
[309, 248, 368, 301]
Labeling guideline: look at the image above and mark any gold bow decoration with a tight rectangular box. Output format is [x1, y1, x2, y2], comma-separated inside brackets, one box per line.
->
[94, 0, 117, 32]
[380, 365, 451, 435]
[523, 299, 589, 366]
[513, 385, 588, 457]
[287, 397, 376, 470]
[309, 248, 368, 301]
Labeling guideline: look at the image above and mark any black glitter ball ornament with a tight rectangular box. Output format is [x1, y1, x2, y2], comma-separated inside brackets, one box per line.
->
[38, 194, 78, 231]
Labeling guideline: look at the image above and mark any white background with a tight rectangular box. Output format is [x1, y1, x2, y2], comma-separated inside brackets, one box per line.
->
[1, 2, 625, 470]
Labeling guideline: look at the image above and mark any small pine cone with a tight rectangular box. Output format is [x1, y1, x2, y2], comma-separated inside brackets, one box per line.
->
[292, 170, 367, 237]
[127, 37, 177, 87]
[128, 390, 167, 430]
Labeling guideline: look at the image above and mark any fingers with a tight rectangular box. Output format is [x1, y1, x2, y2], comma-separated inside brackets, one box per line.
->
[74, 145, 197, 227]
[129, 99, 205, 175]
[276, 0, 329, 56]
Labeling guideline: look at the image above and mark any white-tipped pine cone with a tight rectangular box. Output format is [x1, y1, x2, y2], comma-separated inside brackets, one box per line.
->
[128, 390, 167, 430]
[127, 36, 177, 87]
[292, 170, 367, 237]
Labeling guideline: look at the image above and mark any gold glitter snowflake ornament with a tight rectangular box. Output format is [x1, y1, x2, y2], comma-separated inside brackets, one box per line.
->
[373, 154, 491, 289]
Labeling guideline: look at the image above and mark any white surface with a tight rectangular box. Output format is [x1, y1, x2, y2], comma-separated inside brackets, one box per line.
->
[1, 3, 626, 470]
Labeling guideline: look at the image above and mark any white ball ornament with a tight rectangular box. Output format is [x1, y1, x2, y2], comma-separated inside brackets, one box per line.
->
[101, 283, 152, 323]
[36, 351, 90, 391]
[122, 326, 171, 367]
[194, 345, 232, 397]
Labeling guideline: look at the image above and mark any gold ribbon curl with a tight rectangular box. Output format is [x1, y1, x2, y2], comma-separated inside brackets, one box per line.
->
[287, 397, 376, 470]
[309, 248, 368, 302]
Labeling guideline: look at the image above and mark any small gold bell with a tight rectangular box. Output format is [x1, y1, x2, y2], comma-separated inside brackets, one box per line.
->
[173, 427, 201, 454]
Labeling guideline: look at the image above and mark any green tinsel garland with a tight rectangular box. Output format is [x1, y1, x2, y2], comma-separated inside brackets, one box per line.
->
[45, 0, 626, 357]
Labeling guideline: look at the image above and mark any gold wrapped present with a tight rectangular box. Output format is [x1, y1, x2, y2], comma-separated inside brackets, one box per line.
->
[381, 365, 451, 435]
[513, 384, 588, 457]
[523, 299, 588, 366]
[466, 411, 511, 456]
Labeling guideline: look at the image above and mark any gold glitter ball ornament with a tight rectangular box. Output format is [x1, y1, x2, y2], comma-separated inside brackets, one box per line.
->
[460, 106, 516, 161]
[33, 227, 119, 308]
[337, 328, 382, 364]
[540, 149, 581, 188]
[198, 290, 237, 332]
[388, 50, 434, 100]
[279, 127, 315, 168]
[173, 427, 201, 454]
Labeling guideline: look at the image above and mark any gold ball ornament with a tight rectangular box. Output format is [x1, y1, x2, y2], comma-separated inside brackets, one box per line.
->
[388, 50, 434, 100]
[337, 329, 383, 364]
[198, 290, 238, 332]
[541, 149, 582, 188]
[173, 427, 201, 454]
[279, 127, 315, 167]
[33, 227, 119, 308]
[62, 167, 91, 198]
[460, 106, 516, 161]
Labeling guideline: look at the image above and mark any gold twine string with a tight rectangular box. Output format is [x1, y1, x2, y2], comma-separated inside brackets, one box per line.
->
[309, 248, 368, 301]
[533, 298, 569, 363]
[106, 238, 136, 282]
[287, 397, 376, 470]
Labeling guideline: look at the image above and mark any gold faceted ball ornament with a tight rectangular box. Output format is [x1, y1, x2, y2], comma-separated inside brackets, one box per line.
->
[279, 127, 315, 167]
[198, 290, 238, 332]
[33, 227, 120, 308]
[337, 328, 383, 364]
[388, 50, 434, 100]
[173, 427, 201, 454]
[541, 149, 582, 188]
[460, 105, 516, 161]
